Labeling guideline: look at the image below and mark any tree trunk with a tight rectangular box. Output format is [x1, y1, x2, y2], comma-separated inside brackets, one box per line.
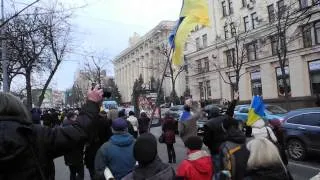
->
[37, 61, 61, 107]
[25, 69, 33, 110]
[280, 67, 290, 110]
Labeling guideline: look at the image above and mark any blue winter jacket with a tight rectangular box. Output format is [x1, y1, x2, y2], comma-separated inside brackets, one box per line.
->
[94, 133, 135, 180]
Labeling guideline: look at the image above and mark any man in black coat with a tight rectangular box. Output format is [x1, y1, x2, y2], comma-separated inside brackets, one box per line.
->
[63, 112, 85, 180]
[0, 85, 104, 180]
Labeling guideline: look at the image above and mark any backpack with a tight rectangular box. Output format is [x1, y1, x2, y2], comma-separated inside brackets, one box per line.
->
[219, 141, 242, 180]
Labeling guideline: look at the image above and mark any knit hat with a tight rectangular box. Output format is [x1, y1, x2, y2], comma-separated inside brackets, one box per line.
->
[185, 136, 203, 150]
[134, 133, 157, 165]
[112, 118, 128, 131]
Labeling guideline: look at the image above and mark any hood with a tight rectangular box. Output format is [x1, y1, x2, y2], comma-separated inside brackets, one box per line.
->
[226, 128, 246, 144]
[0, 121, 32, 168]
[188, 150, 213, 174]
[207, 106, 220, 119]
[251, 119, 265, 128]
[110, 133, 134, 147]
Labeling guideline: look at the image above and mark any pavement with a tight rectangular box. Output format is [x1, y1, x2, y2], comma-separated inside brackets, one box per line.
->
[55, 126, 320, 180]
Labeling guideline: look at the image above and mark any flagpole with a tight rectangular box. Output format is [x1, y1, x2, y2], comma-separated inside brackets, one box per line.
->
[149, 47, 173, 130]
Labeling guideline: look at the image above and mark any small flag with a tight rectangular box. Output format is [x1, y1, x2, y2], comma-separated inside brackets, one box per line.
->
[246, 96, 265, 126]
[169, 0, 210, 66]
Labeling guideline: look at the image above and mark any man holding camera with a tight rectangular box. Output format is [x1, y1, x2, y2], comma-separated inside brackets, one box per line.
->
[0, 85, 109, 180]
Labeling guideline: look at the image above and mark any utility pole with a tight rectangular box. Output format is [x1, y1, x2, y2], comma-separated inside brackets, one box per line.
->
[1, 0, 8, 92]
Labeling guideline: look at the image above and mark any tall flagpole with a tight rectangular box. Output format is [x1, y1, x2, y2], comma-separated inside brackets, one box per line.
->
[1, 0, 9, 92]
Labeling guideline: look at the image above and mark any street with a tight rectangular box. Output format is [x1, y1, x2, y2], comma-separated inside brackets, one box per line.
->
[55, 126, 320, 180]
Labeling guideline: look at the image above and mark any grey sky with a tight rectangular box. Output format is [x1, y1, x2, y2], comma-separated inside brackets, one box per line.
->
[52, 0, 182, 90]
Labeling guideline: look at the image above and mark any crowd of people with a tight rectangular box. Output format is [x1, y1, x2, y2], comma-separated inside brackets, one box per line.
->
[0, 86, 298, 180]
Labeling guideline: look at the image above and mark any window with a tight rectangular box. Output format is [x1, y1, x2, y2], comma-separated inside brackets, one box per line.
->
[222, 1, 227, 17]
[270, 34, 285, 55]
[206, 80, 212, 97]
[226, 49, 235, 67]
[277, 0, 285, 18]
[251, 12, 257, 29]
[309, 60, 320, 95]
[303, 113, 320, 126]
[287, 116, 302, 124]
[184, 43, 188, 51]
[196, 37, 201, 50]
[202, 34, 208, 48]
[303, 24, 312, 48]
[242, 0, 247, 7]
[268, 4, 275, 23]
[251, 71, 262, 95]
[224, 25, 229, 39]
[197, 60, 202, 73]
[204, 57, 209, 72]
[244, 16, 249, 32]
[228, 0, 234, 14]
[199, 82, 204, 100]
[247, 41, 257, 61]
[276, 66, 291, 97]
[315, 21, 320, 44]
[230, 23, 236, 37]
[299, 0, 309, 9]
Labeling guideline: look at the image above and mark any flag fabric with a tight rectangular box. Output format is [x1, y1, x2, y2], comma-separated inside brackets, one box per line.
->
[169, 0, 210, 66]
[246, 96, 265, 126]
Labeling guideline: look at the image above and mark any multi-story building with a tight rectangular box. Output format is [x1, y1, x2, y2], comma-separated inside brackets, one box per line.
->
[113, 21, 187, 103]
[185, 0, 320, 108]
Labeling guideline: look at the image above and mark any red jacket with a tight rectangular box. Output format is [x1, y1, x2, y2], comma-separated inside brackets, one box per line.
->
[176, 150, 213, 180]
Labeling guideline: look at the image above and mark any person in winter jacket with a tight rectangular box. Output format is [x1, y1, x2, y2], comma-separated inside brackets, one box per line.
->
[138, 112, 151, 135]
[31, 107, 42, 124]
[0, 86, 104, 180]
[178, 101, 201, 143]
[202, 96, 238, 180]
[94, 118, 136, 180]
[63, 112, 84, 180]
[127, 111, 139, 138]
[162, 114, 176, 163]
[251, 119, 277, 142]
[84, 110, 113, 179]
[119, 109, 135, 137]
[176, 136, 213, 180]
[122, 133, 175, 180]
[245, 138, 292, 180]
[219, 118, 250, 180]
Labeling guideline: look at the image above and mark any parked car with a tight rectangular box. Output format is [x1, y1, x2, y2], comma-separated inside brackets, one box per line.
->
[281, 108, 320, 160]
[233, 104, 288, 122]
[204, 104, 227, 114]
[166, 105, 184, 121]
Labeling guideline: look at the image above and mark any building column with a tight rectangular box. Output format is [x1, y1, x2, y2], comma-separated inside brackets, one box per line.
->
[289, 58, 311, 97]
[239, 68, 252, 101]
[261, 63, 278, 99]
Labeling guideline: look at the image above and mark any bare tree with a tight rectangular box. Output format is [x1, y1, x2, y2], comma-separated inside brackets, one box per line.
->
[4, 3, 73, 109]
[270, 0, 320, 107]
[82, 54, 110, 86]
[157, 43, 186, 103]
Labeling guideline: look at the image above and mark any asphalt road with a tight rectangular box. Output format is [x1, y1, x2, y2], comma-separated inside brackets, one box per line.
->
[55, 126, 320, 180]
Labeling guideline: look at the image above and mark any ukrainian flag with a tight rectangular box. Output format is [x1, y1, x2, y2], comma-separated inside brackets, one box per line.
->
[169, 0, 210, 66]
[246, 96, 265, 126]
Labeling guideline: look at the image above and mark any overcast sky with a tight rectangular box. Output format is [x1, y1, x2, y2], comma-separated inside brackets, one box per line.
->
[49, 0, 182, 90]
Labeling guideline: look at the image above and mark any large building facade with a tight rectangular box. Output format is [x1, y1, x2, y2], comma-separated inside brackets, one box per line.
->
[113, 21, 187, 103]
[185, 0, 320, 108]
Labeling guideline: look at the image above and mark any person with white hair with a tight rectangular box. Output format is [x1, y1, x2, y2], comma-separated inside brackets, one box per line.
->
[251, 119, 277, 142]
[245, 138, 292, 180]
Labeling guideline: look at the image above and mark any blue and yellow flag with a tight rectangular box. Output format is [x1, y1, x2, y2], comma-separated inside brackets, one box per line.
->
[169, 0, 210, 66]
[246, 96, 265, 126]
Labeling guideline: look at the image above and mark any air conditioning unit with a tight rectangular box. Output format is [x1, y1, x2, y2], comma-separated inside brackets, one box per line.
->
[216, 35, 222, 40]
[247, 3, 254, 10]
[255, 17, 263, 23]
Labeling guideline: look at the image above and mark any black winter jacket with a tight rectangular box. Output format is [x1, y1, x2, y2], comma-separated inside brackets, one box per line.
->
[0, 101, 100, 180]
[63, 119, 85, 166]
[245, 165, 291, 180]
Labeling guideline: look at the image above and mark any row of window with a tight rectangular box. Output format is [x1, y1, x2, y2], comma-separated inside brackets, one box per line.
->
[196, 57, 210, 73]
[250, 60, 320, 97]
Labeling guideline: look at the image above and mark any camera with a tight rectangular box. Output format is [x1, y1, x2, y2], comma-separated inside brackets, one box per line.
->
[91, 83, 112, 98]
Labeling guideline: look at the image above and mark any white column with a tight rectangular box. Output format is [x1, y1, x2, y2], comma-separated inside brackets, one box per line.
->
[261, 63, 278, 99]
[289, 58, 311, 97]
